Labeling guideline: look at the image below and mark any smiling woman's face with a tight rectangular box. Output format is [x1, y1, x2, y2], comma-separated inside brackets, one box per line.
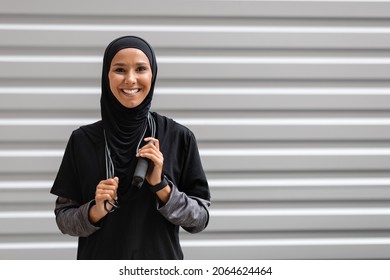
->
[108, 48, 153, 108]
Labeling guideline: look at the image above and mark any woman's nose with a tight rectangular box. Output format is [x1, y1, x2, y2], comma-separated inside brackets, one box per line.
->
[125, 72, 136, 84]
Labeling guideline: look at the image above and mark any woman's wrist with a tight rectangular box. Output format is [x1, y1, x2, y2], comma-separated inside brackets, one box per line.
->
[149, 177, 171, 204]
[149, 177, 168, 193]
[88, 203, 107, 224]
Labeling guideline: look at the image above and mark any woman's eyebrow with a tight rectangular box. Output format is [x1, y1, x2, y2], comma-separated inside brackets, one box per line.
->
[112, 62, 126, 67]
[112, 62, 149, 67]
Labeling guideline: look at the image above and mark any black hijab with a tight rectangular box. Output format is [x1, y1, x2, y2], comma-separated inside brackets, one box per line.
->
[100, 36, 158, 191]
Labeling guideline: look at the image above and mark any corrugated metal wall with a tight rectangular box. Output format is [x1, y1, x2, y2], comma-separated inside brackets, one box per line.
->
[1, 0, 390, 259]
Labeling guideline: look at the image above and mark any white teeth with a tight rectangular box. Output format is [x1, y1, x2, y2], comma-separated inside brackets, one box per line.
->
[123, 89, 140, 94]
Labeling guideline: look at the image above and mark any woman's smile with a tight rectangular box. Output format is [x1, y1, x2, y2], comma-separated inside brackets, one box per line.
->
[122, 88, 141, 95]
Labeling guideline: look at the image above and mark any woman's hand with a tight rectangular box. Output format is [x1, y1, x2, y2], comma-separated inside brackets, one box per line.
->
[137, 137, 164, 186]
[137, 137, 171, 203]
[88, 177, 119, 224]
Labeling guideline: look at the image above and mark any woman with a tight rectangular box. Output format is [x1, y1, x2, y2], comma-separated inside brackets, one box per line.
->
[50, 36, 211, 259]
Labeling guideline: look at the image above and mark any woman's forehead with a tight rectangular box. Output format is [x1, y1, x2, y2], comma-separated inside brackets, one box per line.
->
[110, 48, 151, 67]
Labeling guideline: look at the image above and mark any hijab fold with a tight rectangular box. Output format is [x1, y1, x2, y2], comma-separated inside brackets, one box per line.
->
[100, 36, 158, 193]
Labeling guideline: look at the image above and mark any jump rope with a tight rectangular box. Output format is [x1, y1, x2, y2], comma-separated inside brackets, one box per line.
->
[103, 112, 156, 212]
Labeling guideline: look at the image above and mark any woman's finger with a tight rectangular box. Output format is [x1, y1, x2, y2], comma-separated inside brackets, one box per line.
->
[144, 137, 159, 149]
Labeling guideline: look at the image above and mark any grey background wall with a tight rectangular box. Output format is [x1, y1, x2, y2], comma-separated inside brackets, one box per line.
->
[1, 0, 390, 259]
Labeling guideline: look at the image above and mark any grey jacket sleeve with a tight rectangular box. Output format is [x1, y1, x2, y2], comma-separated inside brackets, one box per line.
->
[54, 196, 100, 237]
[157, 181, 210, 234]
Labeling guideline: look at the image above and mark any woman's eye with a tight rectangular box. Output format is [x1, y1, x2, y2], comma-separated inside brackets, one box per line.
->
[114, 68, 125, 73]
[137, 66, 148, 72]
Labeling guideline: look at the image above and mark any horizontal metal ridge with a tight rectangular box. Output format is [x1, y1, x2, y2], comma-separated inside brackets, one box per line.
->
[1, 148, 390, 157]
[0, 181, 51, 189]
[2, 178, 390, 190]
[0, 211, 53, 219]
[2, 55, 390, 64]
[0, 55, 100, 63]
[2, 0, 390, 19]
[182, 237, 390, 247]
[0, 150, 63, 157]
[211, 208, 390, 216]
[2, 86, 390, 95]
[2, 118, 390, 126]
[161, 57, 390, 65]
[0, 242, 76, 250]
[2, 23, 390, 33]
[2, 208, 390, 219]
[0, 87, 99, 94]
[2, 237, 390, 250]
[0, 119, 97, 126]
[209, 178, 390, 188]
[200, 148, 390, 156]
[158, 87, 390, 95]
[177, 119, 390, 126]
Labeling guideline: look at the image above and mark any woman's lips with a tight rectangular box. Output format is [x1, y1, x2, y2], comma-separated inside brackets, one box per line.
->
[122, 88, 140, 95]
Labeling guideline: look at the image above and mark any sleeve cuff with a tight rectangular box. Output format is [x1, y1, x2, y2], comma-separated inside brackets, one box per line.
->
[156, 179, 180, 213]
[82, 200, 103, 230]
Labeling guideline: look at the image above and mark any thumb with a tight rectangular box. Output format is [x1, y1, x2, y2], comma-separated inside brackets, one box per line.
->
[114, 177, 119, 184]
